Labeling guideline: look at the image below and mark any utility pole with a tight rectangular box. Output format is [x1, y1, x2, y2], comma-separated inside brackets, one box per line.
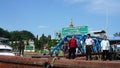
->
[106, 8, 108, 36]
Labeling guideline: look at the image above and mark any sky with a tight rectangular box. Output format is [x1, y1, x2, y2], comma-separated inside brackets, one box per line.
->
[0, 0, 120, 38]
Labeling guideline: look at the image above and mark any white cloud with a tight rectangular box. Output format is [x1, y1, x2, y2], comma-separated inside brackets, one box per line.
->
[87, 0, 120, 14]
[38, 25, 48, 29]
[63, 0, 120, 14]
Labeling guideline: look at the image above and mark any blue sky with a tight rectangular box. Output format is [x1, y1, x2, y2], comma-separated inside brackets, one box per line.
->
[0, 0, 120, 38]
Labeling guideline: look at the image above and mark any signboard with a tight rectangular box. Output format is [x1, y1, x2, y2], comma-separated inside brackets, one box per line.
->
[62, 26, 88, 36]
[24, 45, 35, 52]
[25, 45, 34, 50]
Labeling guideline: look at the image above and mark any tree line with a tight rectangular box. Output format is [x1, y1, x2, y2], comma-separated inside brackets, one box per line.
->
[0, 27, 58, 50]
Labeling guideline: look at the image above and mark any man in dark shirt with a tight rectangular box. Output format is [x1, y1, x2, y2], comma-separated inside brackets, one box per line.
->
[18, 39, 24, 56]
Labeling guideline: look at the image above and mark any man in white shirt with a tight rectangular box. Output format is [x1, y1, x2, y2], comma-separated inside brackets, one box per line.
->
[101, 35, 110, 61]
[85, 34, 94, 60]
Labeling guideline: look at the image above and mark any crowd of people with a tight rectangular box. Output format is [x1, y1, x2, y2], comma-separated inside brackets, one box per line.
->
[61, 34, 113, 61]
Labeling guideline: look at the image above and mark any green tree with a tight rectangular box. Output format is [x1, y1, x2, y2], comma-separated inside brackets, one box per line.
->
[0, 28, 10, 38]
[10, 30, 35, 50]
[20, 30, 35, 40]
[38, 34, 47, 49]
[47, 35, 58, 49]
[36, 34, 58, 50]
[34, 37, 39, 50]
[10, 30, 35, 41]
[10, 31, 21, 41]
[0, 27, 58, 51]
[48, 39, 58, 49]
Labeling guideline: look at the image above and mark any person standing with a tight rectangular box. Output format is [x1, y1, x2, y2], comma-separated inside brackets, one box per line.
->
[101, 35, 110, 61]
[18, 39, 24, 56]
[68, 36, 77, 59]
[62, 41, 69, 57]
[85, 34, 94, 60]
[112, 43, 117, 60]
